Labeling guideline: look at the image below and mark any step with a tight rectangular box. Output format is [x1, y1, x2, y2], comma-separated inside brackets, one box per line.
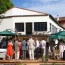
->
[0, 59, 65, 65]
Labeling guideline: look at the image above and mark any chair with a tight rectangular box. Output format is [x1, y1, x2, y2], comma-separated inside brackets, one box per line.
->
[53, 50, 60, 60]
[0, 49, 6, 60]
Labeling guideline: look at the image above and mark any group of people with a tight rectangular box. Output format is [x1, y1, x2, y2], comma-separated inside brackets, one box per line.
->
[1, 36, 65, 61]
[48, 39, 65, 60]
[0, 36, 49, 60]
[59, 40, 65, 59]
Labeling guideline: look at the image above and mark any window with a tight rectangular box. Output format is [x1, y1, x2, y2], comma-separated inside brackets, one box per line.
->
[34, 22, 47, 31]
[50, 23, 57, 33]
[15, 23, 24, 32]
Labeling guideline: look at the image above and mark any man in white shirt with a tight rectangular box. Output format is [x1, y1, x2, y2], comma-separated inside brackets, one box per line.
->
[59, 42, 64, 59]
[27, 36, 35, 60]
[40, 39, 46, 58]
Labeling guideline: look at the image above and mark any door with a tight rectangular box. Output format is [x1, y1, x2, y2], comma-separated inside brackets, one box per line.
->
[26, 23, 32, 35]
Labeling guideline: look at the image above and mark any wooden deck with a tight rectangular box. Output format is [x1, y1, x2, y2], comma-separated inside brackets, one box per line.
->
[0, 59, 65, 65]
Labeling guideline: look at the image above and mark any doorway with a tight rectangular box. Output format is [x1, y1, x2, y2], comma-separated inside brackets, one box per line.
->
[26, 23, 32, 35]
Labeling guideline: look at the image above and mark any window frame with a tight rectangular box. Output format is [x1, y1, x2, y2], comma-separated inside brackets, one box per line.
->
[34, 22, 47, 31]
[15, 23, 24, 32]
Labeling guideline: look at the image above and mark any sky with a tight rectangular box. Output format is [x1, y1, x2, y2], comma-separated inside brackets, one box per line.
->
[12, 0, 65, 17]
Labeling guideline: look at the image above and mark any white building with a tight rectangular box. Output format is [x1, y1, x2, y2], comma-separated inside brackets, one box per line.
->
[0, 7, 64, 35]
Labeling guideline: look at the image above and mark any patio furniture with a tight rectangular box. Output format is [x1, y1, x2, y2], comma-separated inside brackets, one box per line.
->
[53, 50, 60, 60]
[0, 49, 6, 60]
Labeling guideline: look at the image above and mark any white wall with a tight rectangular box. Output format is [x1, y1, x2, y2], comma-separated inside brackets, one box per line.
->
[12, 16, 48, 22]
[0, 15, 64, 35]
[0, 18, 13, 32]
[12, 15, 64, 35]
[0, 7, 64, 35]
[12, 16, 48, 35]
[47, 16, 63, 32]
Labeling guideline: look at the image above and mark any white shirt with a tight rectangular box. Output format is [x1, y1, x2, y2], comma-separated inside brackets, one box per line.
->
[35, 40, 39, 48]
[27, 38, 35, 50]
[59, 43, 64, 52]
[40, 40, 46, 49]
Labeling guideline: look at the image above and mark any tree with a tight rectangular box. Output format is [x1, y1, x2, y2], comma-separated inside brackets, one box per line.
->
[0, 0, 14, 14]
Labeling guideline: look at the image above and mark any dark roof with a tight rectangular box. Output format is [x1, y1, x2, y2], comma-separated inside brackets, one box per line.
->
[0, 14, 48, 19]
[59, 17, 65, 20]
[55, 17, 65, 21]
[49, 15, 65, 29]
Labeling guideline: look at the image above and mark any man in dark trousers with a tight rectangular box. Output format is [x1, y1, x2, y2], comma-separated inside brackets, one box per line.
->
[35, 38, 40, 59]
[45, 42, 49, 61]
[22, 38, 27, 59]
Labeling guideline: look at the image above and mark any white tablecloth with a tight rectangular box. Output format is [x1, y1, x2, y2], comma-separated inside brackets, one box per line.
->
[0, 49, 6, 58]
[0, 49, 6, 52]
